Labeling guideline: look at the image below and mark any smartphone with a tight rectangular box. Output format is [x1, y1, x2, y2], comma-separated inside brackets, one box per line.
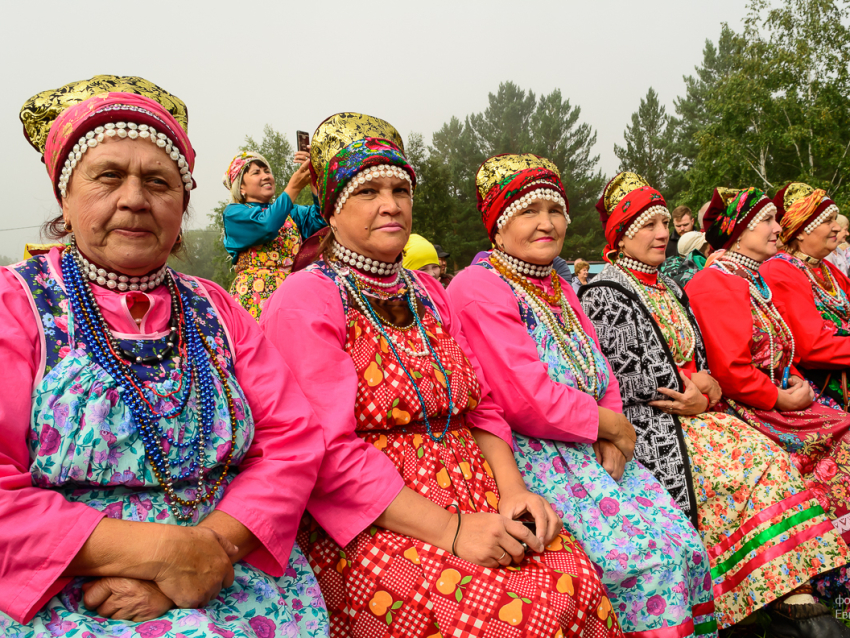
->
[520, 519, 537, 534]
[296, 130, 310, 152]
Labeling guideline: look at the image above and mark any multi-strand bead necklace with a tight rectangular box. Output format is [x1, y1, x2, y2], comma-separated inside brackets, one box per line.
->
[62, 245, 237, 520]
[616, 259, 696, 366]
[789, 250, 850, 320]
[490, 254, 601, 399]
[327, 250, 455, 442]
[715, 253, 795, 388]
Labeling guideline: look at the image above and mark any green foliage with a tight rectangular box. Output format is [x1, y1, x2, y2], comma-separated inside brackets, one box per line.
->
[414, 82, 606, 268]
[614, 87, 679, 195]
[666, 0, 850, 212]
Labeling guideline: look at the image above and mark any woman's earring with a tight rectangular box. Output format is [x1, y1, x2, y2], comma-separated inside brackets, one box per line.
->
[64, 219, 73, 233]
[174, 231, 184, 250]
[618, 250, 624, 260]
[735, 238, 741, 251]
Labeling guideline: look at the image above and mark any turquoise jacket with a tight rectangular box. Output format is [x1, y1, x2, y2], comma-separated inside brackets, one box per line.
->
[222, 193, 326, 263]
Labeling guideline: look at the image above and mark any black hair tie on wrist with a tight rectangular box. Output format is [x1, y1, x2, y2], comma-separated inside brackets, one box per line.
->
[448, 504, 462, 556]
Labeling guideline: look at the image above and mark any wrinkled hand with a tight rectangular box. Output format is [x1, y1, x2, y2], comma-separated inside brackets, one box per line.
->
[776, 375, 814, 411]
[689, 371, 722, 406]
[497, 487, 562, 547]
[82, 577, 173, 621]
[450, 512, 544, 569]
[597, 408, 636, 462]
[650, 370, 708, 416]
[593, 439, 626, 481]
[150, 526, 237, 609]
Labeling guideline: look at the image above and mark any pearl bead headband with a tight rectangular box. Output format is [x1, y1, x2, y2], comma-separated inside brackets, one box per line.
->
[803, 203, 839, 235]
[334, 164, 413, 215]
[746, 201, 776, 232]
[58, 116, 194, 198]
[496, 185, 569, 230]
[624, 205, 671, 239]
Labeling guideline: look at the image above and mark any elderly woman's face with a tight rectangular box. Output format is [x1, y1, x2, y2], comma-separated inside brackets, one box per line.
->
[795, 210, 840, 260]
[62, 138, 185, 275]
[738, 209, 781, 262]
[332, 175, 412, 263]
[620, 214, 670, 267]
[577, 267, 589, 283]
[241, 162, 275, 203]
[495, 199, 567, 266]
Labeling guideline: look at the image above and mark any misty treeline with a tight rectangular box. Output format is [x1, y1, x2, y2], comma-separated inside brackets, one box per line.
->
[174, 0, 850, 287]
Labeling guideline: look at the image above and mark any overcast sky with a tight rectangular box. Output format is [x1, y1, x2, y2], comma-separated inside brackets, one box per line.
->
[0, 0, 750, 261]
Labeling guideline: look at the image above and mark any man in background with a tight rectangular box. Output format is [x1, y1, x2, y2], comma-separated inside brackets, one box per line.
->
[666, 205, 697, 257]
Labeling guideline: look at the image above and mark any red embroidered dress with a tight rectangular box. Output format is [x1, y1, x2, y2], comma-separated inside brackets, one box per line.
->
[687, 259, 850, 545]
[293, 261, 621, 638]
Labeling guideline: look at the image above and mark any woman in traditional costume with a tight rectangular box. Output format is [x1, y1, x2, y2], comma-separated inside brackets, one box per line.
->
[761, 183, 850, 412]
[686, 187, 850, 573]
[447, 155, 716, 638]
[262, 115, 621, 637]
[222, 150, 326, 319]
[580, 172, 849, 633]
[0, 75, 328, 637]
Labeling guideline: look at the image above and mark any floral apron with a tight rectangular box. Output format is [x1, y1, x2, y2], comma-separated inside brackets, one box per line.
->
[298, 261, 622, 638]
[634, 276, 850, 626]
[481, 263, 717, 638]
[0, 255, 328, 638]
[229, 216, 301, 321]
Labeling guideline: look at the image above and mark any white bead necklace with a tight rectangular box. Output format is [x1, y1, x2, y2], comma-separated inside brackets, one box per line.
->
[497, 267, 600, 399]
[492, 249, 552, 278]
[724, 251, 762, 272]
[328, 260, 429, 358]
[331, 241, 401, 276]
[58, 106, 193, 199]
[71, 236, 167, 291]
[714, 257, 796, 386]
[618, 256, 657, 274]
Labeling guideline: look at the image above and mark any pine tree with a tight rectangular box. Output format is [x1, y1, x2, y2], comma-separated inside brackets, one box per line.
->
[614, 88, 679, 193]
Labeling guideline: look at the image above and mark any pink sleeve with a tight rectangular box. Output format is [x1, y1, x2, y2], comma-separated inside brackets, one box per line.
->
[0, 267, 105, 624]
[414, 273, 512, 443]
[260, 271, 405, 547]
[447, 267, 601, 444]
[197, 281, 324, 576]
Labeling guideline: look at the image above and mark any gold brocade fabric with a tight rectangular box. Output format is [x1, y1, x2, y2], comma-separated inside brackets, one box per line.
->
[782, 182, 816, 211]
[714, 187, 743, 206]
[20, 75, 189, 155]
[474, 154, 560, 200]
[601, 172, 649, 213]
[310, 112, 405, 189]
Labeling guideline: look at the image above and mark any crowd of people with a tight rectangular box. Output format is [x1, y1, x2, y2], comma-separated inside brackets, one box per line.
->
[2, 74, 850, 638]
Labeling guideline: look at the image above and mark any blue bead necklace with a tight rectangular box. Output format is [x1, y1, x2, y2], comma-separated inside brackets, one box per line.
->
[61, 248, 236, 520]
[342, 266, 454, 442]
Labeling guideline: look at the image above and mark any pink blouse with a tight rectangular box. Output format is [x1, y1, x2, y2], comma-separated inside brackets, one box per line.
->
[0, 248, 324, 624]
[260, 266, 512, 548]
[448, 264, 623, 444]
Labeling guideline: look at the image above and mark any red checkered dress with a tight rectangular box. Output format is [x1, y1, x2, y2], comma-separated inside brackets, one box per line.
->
[298, 274, 621, 638]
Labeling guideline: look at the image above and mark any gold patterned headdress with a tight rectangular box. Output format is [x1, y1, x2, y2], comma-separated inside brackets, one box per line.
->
[20, 75, 189, 155]
[20, 75, 194, 202]
[600, 172, 650, 215]
[773, 182, 837, 243]
[475, 153, 567, 239]
[309, 112, 413, 220]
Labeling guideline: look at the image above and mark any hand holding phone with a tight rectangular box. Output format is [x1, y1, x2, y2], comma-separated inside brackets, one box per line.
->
[296, 130, 310, 153]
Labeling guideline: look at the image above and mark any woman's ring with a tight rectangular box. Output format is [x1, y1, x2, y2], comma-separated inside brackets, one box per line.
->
[498, 550, 507, 560]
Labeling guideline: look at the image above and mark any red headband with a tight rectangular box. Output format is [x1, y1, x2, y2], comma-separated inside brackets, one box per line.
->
[597, 184, 666, 262]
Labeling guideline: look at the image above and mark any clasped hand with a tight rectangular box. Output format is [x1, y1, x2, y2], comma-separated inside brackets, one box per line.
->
[449, 489, 562, 569]
[775, 375, 814, 411]
[84, 525, 237, 621]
